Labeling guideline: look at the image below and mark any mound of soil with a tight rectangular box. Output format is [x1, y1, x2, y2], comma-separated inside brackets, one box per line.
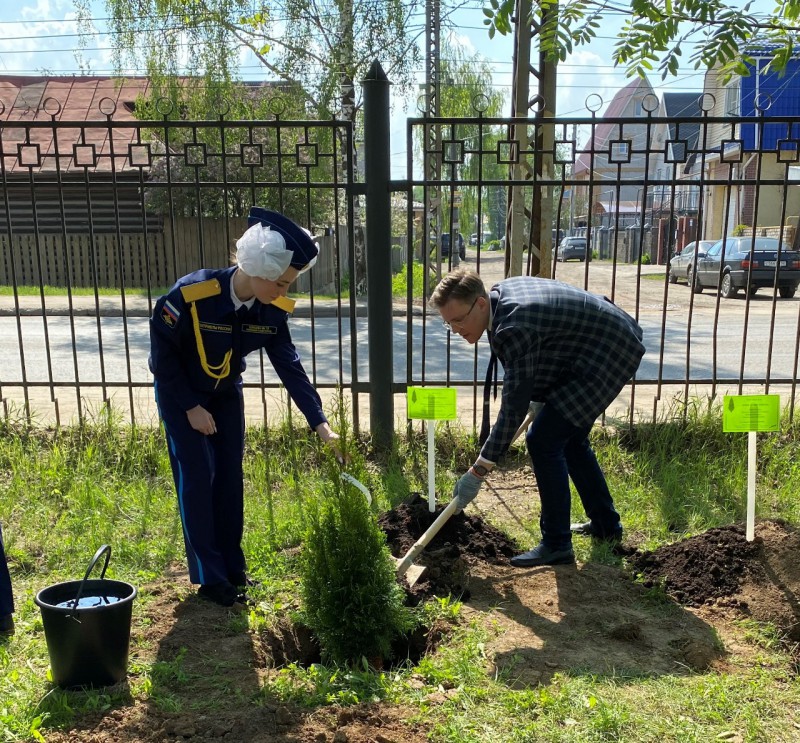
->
[378, 493, 518, 602]
[629, 524, 761, 606]
[630, 520, 800, 639]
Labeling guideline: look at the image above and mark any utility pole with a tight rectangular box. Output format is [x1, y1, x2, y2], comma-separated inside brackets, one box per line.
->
[506, 0, 558, 279]
[424, 0, 443, 287]
[568, 122, 576, 235]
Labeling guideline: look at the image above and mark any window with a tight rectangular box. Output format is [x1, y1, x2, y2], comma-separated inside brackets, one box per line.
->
[724, 81, 740, 116]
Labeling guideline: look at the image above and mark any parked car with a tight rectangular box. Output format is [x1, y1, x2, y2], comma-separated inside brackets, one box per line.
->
[470, 231, 492, 246]
[693, 236, 800, 298]
[668, 240, 716, 284]
[431, 232, 466, 260]
[555, 236, 588, 261]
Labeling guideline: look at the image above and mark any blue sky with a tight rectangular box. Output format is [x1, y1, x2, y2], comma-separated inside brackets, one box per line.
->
[0, 0, 708, 175]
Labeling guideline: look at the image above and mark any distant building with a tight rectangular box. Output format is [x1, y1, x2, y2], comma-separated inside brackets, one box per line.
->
[0, 75, 155, 234]
[573, 76, 656, 229]
[700, 47, 800, 242]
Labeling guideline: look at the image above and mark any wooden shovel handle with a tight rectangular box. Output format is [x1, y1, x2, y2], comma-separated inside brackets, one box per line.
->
[396, 498, 460, 577]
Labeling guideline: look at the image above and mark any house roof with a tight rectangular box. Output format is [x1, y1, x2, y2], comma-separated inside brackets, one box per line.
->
[662, 92, 702, 120]
[574, 77, 655, 176]
[0, 75, 152, 174]
[661, 92, 703, 173]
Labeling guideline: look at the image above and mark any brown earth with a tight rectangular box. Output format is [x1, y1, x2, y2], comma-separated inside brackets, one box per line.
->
[43, 469, 800, 743]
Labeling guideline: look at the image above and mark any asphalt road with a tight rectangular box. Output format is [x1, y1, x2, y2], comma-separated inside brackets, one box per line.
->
[2, 300, 798, 387]
[3, 249, 799, 393]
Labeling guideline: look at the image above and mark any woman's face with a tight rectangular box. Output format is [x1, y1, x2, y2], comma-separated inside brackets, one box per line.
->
[248, 266, 300, 304]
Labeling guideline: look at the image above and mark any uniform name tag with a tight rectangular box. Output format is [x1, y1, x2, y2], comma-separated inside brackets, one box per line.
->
[199, 322, 232, 333]
[242, 324, 277, 335]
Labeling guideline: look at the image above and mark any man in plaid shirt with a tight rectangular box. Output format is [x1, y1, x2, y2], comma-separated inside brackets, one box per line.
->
[430, 269, 645, 567]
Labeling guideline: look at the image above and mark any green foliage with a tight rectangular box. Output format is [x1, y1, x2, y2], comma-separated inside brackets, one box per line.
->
[269, 659, 403, 706]
[482, 0, 800, 83]
[79, 0, 420, 121]
[732, 224, 750, 236]
[639, 252, 651, 264]
[298, 478, 414, 665]
[391, 260, 426, 300]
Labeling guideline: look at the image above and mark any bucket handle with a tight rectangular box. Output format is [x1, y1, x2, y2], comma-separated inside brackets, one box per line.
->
[69, 544, 112, 613]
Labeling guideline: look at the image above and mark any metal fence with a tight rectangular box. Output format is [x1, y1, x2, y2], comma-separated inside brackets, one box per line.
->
[2, 84, 800, 430]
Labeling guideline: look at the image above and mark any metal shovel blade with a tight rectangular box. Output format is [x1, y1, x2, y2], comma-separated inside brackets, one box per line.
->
[393, 498, 460, 588]
[393, 558, 426, 587]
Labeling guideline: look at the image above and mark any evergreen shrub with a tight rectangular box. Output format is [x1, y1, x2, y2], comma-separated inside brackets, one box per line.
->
[299, 477, 414, 665]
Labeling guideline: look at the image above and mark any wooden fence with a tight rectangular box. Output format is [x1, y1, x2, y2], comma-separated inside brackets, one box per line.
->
[0, 217, 349, 293]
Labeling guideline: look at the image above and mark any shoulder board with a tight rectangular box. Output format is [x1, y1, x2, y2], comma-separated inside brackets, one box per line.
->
[270, 296, 296, 314]
[180, 279, 222, 304]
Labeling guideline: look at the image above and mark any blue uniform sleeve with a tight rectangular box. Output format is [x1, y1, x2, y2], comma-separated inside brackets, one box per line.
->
[149, 291, 202, 412]
[266, 323, 327, 429]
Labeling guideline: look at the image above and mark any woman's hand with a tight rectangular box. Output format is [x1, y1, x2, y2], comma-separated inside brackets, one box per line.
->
[187, 405, 217, 435]
[315, 422, 348, 464]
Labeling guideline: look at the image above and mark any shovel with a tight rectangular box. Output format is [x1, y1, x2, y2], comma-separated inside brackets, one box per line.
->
[341, 406, 543, 588]
[394, 405, 544, 584]
[394, 498, 460, 586]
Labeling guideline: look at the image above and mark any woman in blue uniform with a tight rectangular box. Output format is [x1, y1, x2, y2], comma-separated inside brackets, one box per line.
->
[0, 525, 13, 635]
[149, 208, 343, 607]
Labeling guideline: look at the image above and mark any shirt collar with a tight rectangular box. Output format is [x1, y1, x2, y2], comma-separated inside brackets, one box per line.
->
[230, 278, 256, 312]
[488, 289, 499, 332]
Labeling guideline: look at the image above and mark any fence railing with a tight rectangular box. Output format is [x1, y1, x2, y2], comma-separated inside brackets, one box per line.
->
[2, 89, 800, 430]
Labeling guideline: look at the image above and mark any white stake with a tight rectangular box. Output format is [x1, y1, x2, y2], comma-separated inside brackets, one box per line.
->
[746, 430, 756, 541]
[427, 419, 436, 512]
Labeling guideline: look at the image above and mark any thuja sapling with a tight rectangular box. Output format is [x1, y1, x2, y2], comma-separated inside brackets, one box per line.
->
[299, 477, 414, 666]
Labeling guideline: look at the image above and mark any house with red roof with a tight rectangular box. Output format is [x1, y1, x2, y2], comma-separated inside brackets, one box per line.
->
[0, 75, 156, 235]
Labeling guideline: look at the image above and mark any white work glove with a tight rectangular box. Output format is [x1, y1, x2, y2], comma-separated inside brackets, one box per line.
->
[453, 470, 483, 513]
[528, 401, 543, 419]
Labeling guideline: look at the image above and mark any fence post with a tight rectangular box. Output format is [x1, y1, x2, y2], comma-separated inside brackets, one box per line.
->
[362, 60, 394, 449]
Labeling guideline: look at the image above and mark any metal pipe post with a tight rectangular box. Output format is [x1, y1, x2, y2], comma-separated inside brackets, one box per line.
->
[362, 60, 394, 449]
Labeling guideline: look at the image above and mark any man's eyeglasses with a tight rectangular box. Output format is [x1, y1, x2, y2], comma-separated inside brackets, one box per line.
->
[442, 296, 479, 331]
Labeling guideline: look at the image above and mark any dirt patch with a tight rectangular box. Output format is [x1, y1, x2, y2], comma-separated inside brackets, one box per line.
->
[40, 476, 800, 742]
[630, 519, 800, 640]
[378, 492, 518, 603]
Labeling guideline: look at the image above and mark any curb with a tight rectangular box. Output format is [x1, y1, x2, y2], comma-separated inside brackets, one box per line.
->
[0, 303, 424, 319]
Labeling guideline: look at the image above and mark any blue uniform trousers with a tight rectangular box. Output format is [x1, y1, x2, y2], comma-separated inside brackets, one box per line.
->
[526, 404, 621, 550]
[156, 382, 247, 586]
[0, 525, 13, 617]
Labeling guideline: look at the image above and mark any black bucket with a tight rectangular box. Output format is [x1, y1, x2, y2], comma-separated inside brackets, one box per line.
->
[34, 545, 137, 689]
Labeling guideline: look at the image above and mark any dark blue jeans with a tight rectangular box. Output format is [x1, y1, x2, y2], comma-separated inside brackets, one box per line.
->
[525, 404, 621, 550]
[0, 524, 13, 617]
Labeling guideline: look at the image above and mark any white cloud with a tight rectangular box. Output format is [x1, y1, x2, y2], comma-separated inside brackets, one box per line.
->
[556, 49, 621, 117]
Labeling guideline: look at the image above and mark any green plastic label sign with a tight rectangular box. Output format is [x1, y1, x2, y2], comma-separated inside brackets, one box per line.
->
[407, 387, 457, 421]
[723, 395, 780, 433]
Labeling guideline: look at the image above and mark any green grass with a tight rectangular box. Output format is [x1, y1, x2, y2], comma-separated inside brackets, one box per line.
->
[0, 285, 170, 297]
[3, 400, 800, 741]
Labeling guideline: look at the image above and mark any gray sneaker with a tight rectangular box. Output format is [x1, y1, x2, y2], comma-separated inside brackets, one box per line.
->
[510, 543, 575, 568]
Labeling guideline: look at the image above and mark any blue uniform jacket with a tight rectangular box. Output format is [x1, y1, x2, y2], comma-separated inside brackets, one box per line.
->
[480, 277, 645, 463]
[149, 266, 327, 429]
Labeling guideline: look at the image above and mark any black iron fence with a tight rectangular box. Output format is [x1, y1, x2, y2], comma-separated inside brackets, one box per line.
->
[2, 83, 800, 431]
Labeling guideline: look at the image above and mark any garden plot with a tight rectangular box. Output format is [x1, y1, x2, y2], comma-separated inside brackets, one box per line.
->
[42, 470, 800, 743]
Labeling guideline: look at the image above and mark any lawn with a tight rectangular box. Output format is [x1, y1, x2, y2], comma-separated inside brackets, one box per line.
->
[2, 400, 800, 742]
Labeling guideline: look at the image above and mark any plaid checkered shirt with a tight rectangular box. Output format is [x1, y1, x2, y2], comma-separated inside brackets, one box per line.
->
[479, 277, 645, 463]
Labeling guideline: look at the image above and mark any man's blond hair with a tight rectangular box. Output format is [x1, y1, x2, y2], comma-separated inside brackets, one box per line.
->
[429, 268, 487, 308]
